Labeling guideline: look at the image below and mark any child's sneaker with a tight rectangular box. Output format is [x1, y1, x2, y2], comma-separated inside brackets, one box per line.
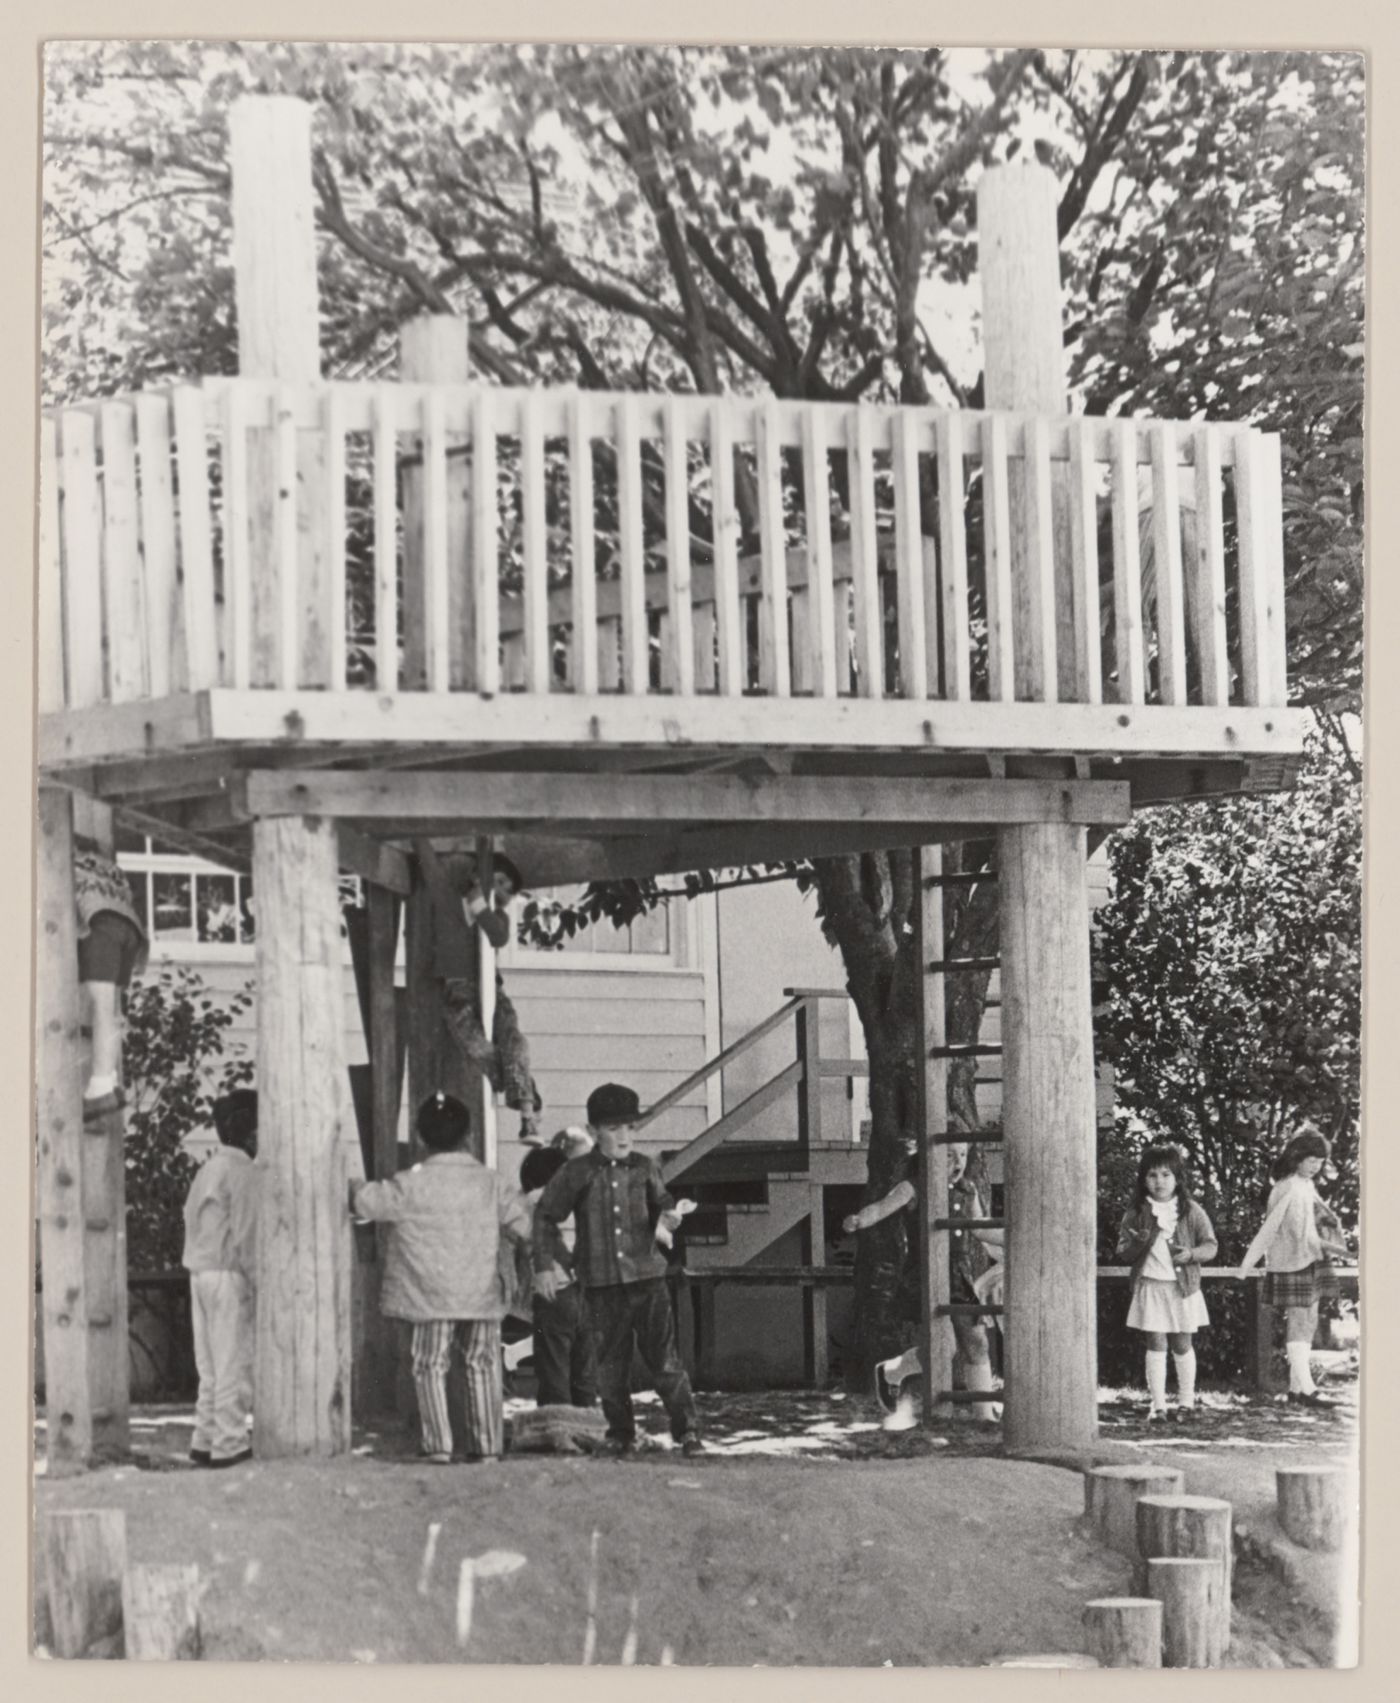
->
[1145, 1406, 1169, 1424]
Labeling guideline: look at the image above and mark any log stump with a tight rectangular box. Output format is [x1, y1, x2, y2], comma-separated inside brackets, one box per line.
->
[42, 1508, 127, 1658]
[1276, 1465, 1354, 1552]
[1083, 1597, 1163, 1668]
[122, 1563, 202, 1660]
[1083, 1464, 1185, 1559]
[1134, 1492, 1233, 1598]
[1148, 1557, 1226, 1668]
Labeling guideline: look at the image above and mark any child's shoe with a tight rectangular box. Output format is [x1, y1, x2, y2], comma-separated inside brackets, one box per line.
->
[422, 1450, 452, 1465]
[1145, 1405, 1170, 1424]
[881, 1393, 917, 1432]
[874, 1358, 902, 1415]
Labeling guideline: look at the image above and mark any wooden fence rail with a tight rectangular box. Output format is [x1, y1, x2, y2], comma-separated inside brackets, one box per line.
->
[40, 380, 1287, 722]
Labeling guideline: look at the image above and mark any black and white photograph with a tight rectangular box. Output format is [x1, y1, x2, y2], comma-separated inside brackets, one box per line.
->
[31, 36, 1365, 1670]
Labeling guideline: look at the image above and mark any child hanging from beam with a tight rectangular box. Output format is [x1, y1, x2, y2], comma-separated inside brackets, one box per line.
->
[415, 839, 543, 1144]
[843, 1137, 1004, 1429]
[73, 836, 149, 1121]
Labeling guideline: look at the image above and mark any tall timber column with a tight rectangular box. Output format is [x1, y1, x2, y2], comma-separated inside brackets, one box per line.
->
[252, 815, 353, 1456]
[980, 165, 1099, 1450]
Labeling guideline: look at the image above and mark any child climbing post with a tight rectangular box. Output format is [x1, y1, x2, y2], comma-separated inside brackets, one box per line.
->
[351, 1092, 533, 1463]
[843, 1138, 1004, 1429]
[1115, 1142, 1218, 1422]
[184, 1089, 259, 1468]
[73, 837, 149, 1120]
[415, 840, 542, 1144]
[1239, 1123, 1351, 1408]
[533, 1083, 704, 1457]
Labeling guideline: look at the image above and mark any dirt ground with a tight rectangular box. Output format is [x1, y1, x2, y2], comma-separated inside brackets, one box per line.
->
[33, 1372, 1357, 1668]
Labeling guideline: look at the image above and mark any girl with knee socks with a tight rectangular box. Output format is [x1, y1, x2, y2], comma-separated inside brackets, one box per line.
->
[1116, 1144, 1217, 1422]
[1239, 1125, 1349, 1408]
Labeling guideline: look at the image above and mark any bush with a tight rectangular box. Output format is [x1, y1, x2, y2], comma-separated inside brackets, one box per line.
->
[122, 966, 254, 1273]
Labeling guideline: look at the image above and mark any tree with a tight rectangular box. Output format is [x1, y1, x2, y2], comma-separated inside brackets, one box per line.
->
[42, 43, 1364, 1380]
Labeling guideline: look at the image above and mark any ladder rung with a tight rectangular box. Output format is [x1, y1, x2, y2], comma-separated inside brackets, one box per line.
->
[932, 1216, 1004, 1231]
[929, 1044, 1002, 1059]
[935, 1303, 1004, 1317]
[927, 1129, 1003, 1145]
[923, 871, 997, 888]
[934, 1389, 1003, 1404]
[927, 957, 1000, 974]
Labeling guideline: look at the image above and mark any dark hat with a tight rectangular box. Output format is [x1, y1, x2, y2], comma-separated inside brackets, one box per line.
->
[586, 1082, 642, 1128]
[417, 1090, 472, 1152]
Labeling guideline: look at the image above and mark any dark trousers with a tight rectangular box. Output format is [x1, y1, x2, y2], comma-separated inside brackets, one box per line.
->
[532, 1286, 598, 1409]
[588, 1278, 700, 1444]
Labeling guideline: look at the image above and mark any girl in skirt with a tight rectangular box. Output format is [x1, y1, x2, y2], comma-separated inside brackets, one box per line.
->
[1240, 1124, 1350, 1407]
[1116, 1143, 1218, 1421]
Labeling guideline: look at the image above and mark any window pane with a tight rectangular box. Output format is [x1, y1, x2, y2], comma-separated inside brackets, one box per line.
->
[197, 874, 240, 943]
[630, 902, 670, 956]
[151, 873, 195, 943]
[239, 881, 257, 944]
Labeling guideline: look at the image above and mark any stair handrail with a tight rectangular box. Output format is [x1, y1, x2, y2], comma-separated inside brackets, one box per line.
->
[633, 994, 810, 1132]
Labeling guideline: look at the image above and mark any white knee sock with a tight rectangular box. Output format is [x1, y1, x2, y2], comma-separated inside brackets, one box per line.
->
[1173, 1348, 1197, 1408]
[963, 1357, 998, 1423]
[1145, 1349, 1168, 1409]
[1286, 1340, 1316, 1394]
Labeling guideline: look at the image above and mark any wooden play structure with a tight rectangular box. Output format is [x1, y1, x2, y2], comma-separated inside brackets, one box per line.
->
[36, 96, 1306, 1471]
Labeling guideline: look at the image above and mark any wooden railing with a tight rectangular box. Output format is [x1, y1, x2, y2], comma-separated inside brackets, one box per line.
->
[40, 379, 1288, 723]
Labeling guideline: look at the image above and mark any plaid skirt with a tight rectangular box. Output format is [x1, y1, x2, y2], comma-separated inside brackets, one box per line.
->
[1262, 1262, 1341, 1310]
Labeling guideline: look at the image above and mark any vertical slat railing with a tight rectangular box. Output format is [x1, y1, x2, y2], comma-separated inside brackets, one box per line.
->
[1023, 415, 1058, 703]
[1067, 418, 1102, 704]
[800, 408, 838, 697]
[848, 406, 883, 698]
[135, 394, 179, 697]
[789, 589, 812, 694]
[710, 403, 743, 696]
[981, 415, 1015, 702]
[274, 388, 300, 690]
[662, 396, 694, 696]
[324, 387, 348, 690]
[1262, 433, 1289, 707]
[1234, 429, 1270, 707]
[98, 403, 146, 703]
[936, 412, 970, 702]
[568, 394, 598, 696]
[617, 397, 649, 694]
[1111, 421, 1145, 705]
[521, 390, 552, 694]
[1150, 422, 1187, 705]
[471, 390, 500, 697]
[170, 386, 218, 691]
[39, 415, 65, 712]
[222, 386, 252, 689]
[891, 410, 928, 700]
[755, 399, 791, 698]
[1191, 426, 1229, 706]
[692, 602, 717, 692]
[58, 410, 106, 708]
[597, 616, 622, 690]
[372, 386, 398, 692]
[421, 388, 450, 694]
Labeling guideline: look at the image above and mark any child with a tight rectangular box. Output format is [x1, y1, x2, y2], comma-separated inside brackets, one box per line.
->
[183, 1088, 259, 1467]
[843, 1138, 1003, 1429]
[73, 837, 148, 1119]
[1115, 1143, 1218, 1422]
[519, 1145, 598, 1409]
[416, 841, 543, 1143]
[1239, 1124, 1350, 1407]
[533, 1082, 703, 1457]
[352, 1092, 532, 1462]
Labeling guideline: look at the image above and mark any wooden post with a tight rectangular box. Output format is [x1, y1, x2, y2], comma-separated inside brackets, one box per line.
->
[1083, 1464, 1185, 1559]
[980, 165, 1099, 1453]
[359, 882, 403, 1416]
[794, 994, 823, 1161]
[916, 846, 955, 1423]
[1147, 1557, 1226, 1668]
[1276, 1465, 1354, 1552]
[121, 1564, 202, 1660]
[1082, 1598, 1162, 1668]
[801, 1205, 829, 1387]
[252, 814, 353, 1457]
[229, 97, 329, 689]
[42, 1508, 127, 1657]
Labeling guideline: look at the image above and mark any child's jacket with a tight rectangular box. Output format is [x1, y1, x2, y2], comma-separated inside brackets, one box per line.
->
[355, 1151, 531, 1321]
[1240, 1174, 1326, 1274]
[1115, 1198, 1218, 1297]
[533, 1148, 673, 1290]
[182, 1147, 259, 1280]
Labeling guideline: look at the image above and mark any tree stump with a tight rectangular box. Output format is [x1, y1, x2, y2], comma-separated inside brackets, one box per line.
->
[1134, 1492, 1233, 1600]
[121, 1563, 202, 1660]
[42, 1509, 127, 1658]
[1082, 1597, 1163, 1668]
[1148, 1557, 1226, 1668]
[1083, 1464, 1185, 1558]
[1276, 1465, 1354, 1552]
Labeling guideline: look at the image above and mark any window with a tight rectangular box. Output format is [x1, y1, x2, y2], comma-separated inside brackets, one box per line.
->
[117, 835, 257, 952]
[507, 885, 676, 965]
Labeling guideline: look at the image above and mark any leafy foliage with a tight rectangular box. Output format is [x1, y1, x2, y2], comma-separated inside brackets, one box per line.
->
[122, 966, 255, 1272]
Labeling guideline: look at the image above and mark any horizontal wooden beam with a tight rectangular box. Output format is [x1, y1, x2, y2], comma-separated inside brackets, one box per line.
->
[235, 771, 1132, 828]
[39, 694, 213, 769]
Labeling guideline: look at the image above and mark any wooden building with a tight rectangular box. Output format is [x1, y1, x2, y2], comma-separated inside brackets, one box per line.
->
[35, 97, 1305, 1472]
